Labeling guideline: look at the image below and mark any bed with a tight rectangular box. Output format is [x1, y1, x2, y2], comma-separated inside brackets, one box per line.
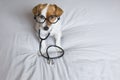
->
[0, 0, 120, 80]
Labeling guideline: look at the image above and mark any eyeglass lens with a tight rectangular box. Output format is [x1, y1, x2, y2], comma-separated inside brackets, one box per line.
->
[36, 15, 59, 24]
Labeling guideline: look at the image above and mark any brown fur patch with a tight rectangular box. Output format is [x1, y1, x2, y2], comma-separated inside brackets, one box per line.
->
[32, 4, 47, 15]
[47, 4, 63, 26]
[47, 4, 56, 26]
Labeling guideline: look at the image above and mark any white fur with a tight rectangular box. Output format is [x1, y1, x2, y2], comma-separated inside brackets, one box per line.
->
[35, 4, 62, 54]
[40, 4, 49, 27]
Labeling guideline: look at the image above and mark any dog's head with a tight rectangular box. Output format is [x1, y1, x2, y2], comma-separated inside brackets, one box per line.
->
[32, 4, 63, 31]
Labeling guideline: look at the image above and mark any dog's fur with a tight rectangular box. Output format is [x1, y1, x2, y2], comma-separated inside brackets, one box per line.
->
[32, 4, 63, 53]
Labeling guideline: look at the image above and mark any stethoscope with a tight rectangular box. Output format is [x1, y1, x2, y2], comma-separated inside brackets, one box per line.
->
[34, 15, 64, 64]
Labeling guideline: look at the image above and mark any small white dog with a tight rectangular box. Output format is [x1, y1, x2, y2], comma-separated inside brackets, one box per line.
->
[32, 3, 63, 54]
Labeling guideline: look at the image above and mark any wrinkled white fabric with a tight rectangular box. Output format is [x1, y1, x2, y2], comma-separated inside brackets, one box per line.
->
[0, 0, 120, 80]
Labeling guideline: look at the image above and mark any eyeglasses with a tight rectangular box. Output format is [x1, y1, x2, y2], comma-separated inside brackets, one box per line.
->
[34, 14, 60, 24]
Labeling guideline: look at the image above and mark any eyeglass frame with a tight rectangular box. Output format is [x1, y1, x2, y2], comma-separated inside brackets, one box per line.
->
[34, 14, 60, 24]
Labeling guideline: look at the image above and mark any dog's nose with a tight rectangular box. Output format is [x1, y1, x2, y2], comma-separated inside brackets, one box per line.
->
[44, 26, 49, 31]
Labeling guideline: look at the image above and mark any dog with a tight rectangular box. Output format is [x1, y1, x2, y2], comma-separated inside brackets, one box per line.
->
[32, 3, 63, 54]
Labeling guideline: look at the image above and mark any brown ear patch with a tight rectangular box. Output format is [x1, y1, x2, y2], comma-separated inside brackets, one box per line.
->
[54, 4, 63, 17]
[47, 4, 63, 17]
[32, 3, 47, 15]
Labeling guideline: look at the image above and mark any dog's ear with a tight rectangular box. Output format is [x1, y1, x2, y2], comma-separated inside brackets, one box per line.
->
[32, 4, 47, 16]
[54, 4, 63, 17]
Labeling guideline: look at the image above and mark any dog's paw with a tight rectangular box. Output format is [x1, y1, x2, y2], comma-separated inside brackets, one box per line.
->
[56, 46, 63, 53]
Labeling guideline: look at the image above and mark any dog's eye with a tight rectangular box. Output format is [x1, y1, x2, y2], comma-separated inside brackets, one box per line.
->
[40, 15, 45, 19]
[49, 16, 56, 19]
[48, 16, 57, 21]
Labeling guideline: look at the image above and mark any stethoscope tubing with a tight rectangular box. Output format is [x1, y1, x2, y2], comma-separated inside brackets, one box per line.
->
[38, 30, 64, 60]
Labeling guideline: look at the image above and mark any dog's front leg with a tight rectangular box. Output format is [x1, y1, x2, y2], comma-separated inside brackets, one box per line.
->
[55, 32, 62, 47]
[54, 32, 62, 53]
[35, 23, 47, 54]
[41, 40, 47, 54]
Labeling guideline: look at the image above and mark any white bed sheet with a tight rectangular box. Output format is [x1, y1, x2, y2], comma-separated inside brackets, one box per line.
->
[0, 0, 120, 80]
